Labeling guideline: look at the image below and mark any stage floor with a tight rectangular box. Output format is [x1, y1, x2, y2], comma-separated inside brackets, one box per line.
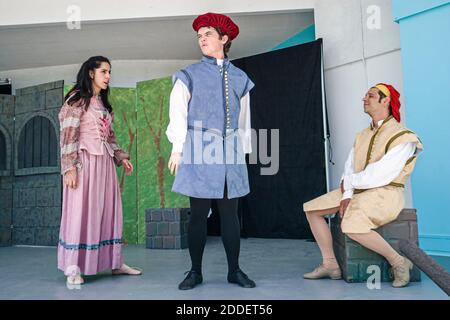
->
[0, 237, 448, 300]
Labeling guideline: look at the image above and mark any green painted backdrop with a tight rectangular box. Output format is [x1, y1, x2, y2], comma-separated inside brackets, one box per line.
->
[64, 78, 188, 244]
[109, 88, 138, 244]
[136, 78, 189, 244]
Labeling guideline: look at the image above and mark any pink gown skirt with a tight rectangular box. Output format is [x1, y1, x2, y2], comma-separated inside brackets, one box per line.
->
[57, 148, 124, 276]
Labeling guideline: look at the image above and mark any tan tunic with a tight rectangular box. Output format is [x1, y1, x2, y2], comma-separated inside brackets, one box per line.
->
[303, 116, 423, 233]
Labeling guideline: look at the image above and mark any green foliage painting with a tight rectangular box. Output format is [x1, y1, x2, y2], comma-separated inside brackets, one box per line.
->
[136, 78, 189, 244]
[108, 88, 138, 244]
[63, 78, 188, 245]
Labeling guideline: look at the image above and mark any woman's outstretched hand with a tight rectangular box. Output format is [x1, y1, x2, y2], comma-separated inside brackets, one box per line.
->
[122, 159, 134, 175]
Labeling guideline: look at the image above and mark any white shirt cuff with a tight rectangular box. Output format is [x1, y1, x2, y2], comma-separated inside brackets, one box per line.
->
[342, 189, 354, 200]
[343, 175, 353, 191]
[172, 142, 184, 153]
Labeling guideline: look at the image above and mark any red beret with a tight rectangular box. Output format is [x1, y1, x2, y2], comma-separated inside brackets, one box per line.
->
[192, 12, 239, 40]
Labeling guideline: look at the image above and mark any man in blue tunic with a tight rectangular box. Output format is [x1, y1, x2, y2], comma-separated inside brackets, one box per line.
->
[166, 12, 256, 290]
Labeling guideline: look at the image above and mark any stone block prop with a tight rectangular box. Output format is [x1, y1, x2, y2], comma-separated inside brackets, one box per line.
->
[146, 208, 190, 249]
[331, 208, 421, 283]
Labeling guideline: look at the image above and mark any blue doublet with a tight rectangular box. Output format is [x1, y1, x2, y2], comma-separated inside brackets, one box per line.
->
[171, 55, 255, 199]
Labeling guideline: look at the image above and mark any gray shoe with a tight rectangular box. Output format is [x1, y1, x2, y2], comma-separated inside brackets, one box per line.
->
[392, 257, 413, 288]
[303, 264, 342, 280]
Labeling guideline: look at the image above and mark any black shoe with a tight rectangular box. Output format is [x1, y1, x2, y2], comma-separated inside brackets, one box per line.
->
[178, 270, 203, 290]
[227, 269, 256, 288]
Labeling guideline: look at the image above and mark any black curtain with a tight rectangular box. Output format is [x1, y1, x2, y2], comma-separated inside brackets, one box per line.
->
[208, 39, 327, 239]
[0, 83, 12, 95]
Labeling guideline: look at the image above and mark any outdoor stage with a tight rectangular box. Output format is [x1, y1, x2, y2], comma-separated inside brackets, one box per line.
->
[0, 237, 448, 300]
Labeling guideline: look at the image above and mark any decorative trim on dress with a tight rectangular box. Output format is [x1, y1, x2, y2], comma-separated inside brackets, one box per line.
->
[59, 238, 123, 250]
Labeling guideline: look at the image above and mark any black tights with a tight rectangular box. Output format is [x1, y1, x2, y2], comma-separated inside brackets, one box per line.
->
[188, 190, 240, 275]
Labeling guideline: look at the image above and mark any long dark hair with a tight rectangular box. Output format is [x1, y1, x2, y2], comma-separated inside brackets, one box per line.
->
[64, 56, 112, 113]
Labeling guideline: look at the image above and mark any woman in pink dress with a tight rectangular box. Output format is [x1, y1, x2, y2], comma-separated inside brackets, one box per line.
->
[58, 56, 141, 285]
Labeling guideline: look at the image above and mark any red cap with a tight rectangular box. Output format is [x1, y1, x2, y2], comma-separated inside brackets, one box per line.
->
[192, 12, 239, 40]
[375, 83, 401, 122]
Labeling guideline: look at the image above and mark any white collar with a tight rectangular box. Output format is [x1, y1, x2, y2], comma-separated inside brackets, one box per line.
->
[371, 117, 390, 130]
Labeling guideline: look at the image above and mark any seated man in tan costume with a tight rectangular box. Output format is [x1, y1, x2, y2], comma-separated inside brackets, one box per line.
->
[303, 83, 423, 288]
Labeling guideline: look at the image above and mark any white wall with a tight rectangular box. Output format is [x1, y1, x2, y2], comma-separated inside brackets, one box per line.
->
[0, 0, 314, 26]
[0, 60, 197, 92]
[314, 0, 412, 206]
[1, 0, 412, 205]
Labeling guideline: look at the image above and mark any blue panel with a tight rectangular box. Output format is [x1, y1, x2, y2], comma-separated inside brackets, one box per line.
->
[272, 24, 315, 51]
[396, 4, 450, 254]
[393, 0, 450, 22]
